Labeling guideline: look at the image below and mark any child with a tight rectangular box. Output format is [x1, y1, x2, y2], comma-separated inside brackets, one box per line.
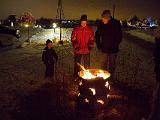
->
[42, 39, 58, 79]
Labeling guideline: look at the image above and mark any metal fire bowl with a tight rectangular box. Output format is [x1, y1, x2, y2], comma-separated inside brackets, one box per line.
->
[78, 69, 110, 96]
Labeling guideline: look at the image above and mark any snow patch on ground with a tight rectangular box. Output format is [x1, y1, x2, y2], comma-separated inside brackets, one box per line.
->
[0, 28, 156, 119]
[30, 28, 72, 44]
[125, 30, 155, 43]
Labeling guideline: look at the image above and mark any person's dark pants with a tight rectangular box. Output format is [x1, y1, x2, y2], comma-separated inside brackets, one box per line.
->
[155, 62, 160, 82]
[146, 82, 160, 120]
[101, 53, 117, 80]
[74, 53, 90, 78]
[154, 38, 160, 83]
[45, 63, 54, 78]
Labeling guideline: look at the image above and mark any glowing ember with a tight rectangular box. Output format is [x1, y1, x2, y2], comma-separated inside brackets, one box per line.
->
[89, 88, 96, 95]
[105, 81, 109, 87]
[84, 98, 89, 103]
[109, 86, 111, 90]
[79, 81, 83, 86]
[97, 100, 105, 105]
[105, 81, 110, 90]
[107, 94, 110, 98]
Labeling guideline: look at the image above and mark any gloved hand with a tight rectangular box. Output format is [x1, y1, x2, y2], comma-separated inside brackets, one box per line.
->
[88, 41, 93, 51]
[97, 45, 102, 50]
[88, 46, 92, 50]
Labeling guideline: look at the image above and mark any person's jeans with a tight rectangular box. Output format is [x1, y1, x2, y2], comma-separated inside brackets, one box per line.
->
[74, 53, 90, 77]
[101, 53, 117, 80]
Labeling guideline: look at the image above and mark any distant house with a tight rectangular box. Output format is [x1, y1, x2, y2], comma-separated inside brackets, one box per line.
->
[3, 15, 17, 26]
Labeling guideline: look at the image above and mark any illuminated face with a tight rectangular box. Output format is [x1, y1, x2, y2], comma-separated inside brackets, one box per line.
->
[81, 21, 87, 27]
[47, 42, 53, 49]
[102, 17, 110, 24]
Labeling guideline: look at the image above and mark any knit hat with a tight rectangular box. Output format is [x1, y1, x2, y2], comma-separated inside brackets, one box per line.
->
[46, 39, 52, 45]
[80, 14, 88, 21]
[101, 10, 111, 18]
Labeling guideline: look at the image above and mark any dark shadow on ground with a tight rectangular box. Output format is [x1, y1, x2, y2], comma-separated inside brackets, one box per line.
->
[12, 80, 151, 120]
[13, 83, 64, 120]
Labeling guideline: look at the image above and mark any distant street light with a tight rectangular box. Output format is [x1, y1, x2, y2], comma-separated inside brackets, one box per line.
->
[24, 24, 30, 44]
[24, 24, 29, 28]
[53, 23, 57, 33]
[11, 22, 14, 27]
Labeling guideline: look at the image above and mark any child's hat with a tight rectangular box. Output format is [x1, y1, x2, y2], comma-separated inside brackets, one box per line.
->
[80, 14, 87, 21]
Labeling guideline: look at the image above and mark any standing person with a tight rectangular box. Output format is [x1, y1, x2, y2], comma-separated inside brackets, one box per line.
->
[42, 39, 58, 80]
[143, 20, 160, 120]
[141, 20, 160, 120]
[95, 10, 122, 81]
[154, 20, 160, 83]
[71, 14, 94, 81]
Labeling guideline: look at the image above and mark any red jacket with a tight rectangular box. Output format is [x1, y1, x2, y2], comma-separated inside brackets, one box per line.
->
[71, 25, 94, 54]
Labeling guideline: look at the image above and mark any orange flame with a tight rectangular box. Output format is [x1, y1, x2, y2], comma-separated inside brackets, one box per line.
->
[77, 63, 110, 80]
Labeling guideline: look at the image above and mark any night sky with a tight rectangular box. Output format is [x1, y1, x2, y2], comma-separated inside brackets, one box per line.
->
[0, 0, 160, 20]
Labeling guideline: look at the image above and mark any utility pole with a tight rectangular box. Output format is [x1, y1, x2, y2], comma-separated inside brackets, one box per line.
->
[56, 0, 65, 82]
[113, 4, 116, 18]
[56, 0, 65, 41]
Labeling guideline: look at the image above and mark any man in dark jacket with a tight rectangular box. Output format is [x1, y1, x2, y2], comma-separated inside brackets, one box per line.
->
[143, 34, 160, 119]
[95, 10, 122, 81]
[154, 39, 160, 83]
[71, 15, 94, 80]
[154, 20, 160, 83]
[42, 39, 58, 79]
[141, 21, 160, 120]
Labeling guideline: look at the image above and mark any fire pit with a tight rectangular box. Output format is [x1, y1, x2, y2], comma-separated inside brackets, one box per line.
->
[77, 68, 111, 110]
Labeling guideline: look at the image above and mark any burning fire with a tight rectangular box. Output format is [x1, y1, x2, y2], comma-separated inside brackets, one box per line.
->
[77, 63, 111, 108]
[77, 63, 110, 80]
[82, 70, 97, 79]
